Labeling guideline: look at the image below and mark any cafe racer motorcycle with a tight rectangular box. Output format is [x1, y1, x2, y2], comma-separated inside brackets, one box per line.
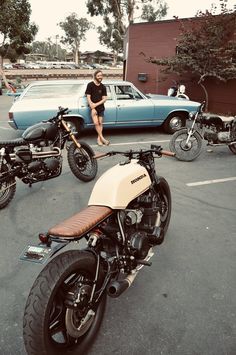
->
[0, 107, 97, 209]
[21, 145, 174, 355]
[169, 102, 236, 161]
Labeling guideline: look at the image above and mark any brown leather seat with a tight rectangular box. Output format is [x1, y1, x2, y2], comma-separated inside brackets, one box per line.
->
[48, 205, 113, 239]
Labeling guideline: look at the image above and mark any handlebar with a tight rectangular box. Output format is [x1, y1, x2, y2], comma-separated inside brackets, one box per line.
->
[47, 107, 69, 123]
[94, 144, 175, 159]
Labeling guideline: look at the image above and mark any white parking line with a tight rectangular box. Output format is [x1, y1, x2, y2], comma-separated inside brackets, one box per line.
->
[187, 177, 236, 187]
[91, 139, 170, 148]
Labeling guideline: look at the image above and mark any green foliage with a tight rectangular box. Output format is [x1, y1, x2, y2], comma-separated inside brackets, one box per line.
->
[141, 1, 168, 22]
[29, 40, 67, 61]
[86, 0, 168, 53]
[0, 0, 38, 62]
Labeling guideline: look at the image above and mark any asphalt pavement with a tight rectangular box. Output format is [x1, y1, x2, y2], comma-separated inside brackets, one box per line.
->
[0, 94, 235, 355]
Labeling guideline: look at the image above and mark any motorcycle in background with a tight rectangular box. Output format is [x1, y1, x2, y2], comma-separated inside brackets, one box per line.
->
[0, 107, 98, 209]
[21, 144, 174, 355]
[167, 81, 189, 100]
[169, 102, 236, 161]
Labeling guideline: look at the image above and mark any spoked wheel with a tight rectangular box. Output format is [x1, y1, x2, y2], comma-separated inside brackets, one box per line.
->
[67, 141, 98, 182]
[169, 128, 202, 161]
[154, 176, 171, 244]
[228, 143, 236, 154]
[23, 250, 107, 355]
[0, 163, 16, 209]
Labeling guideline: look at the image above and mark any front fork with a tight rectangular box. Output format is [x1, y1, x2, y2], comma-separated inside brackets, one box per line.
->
[185, 112, 201, 146]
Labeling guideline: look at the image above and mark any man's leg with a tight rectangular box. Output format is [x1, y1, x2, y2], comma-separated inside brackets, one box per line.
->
[98, 115, 110, 145]
[91, 109, 103, 144]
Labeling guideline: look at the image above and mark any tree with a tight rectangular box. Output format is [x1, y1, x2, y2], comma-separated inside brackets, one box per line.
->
[0, 0, 38, 65]
[59, 13, 93, 64]
[86, 0, 168, 56]
[29, 40, 67, 61]
[146, 0, 236, 110]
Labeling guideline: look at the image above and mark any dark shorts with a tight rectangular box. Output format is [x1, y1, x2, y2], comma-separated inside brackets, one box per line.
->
[96, 109, 104, 117]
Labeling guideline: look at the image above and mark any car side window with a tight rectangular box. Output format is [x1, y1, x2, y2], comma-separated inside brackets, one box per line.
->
[114, 85, 143, 100]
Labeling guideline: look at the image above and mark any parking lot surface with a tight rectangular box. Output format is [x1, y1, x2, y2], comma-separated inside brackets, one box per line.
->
[0, 94, 235, 355]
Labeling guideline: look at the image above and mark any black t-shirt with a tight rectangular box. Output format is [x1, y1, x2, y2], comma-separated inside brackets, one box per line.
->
[85, 81, 107, 113]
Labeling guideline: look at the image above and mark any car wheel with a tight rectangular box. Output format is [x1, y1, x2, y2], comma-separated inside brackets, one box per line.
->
[163, 113, 186, 134]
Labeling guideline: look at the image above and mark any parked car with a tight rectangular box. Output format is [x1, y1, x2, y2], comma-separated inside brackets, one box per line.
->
[8, 80, 201, 133]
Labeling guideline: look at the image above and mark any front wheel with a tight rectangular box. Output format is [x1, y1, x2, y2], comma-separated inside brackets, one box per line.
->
[0, 163, 16, 209]
[154, 176, 171, 244]
[228, 143, 236, 154]
[68, 141, 98, 182]
[169, 128, 202, 161]
[23, 250, 107, 355]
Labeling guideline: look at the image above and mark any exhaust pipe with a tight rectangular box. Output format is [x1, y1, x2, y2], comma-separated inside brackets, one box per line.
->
[107, 272, 138, 298]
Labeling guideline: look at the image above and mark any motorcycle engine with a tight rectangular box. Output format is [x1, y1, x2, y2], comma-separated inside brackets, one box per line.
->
[123, 189, 159, 260]
[20, 145, 62, 183]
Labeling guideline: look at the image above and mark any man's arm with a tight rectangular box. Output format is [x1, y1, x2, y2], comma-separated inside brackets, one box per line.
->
[86, 94, 107, 109]
[0, 67, 16, 92]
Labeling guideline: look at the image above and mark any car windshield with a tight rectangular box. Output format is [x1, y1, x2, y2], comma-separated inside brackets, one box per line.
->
[22, 83, 84, 99]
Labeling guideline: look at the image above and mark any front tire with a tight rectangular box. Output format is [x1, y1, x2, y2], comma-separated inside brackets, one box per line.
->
[0, 163, 16, 209]
[23, 250, 106, 355]
[169, 128, 202, 161]
[228, 143, 236, 154]
[67, 141, 98, 182]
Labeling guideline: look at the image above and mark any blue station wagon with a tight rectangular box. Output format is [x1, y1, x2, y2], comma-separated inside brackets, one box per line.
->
[8, 80, 201, 134]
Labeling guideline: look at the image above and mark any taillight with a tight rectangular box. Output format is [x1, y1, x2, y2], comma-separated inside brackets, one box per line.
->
[9, 112, 13, 120]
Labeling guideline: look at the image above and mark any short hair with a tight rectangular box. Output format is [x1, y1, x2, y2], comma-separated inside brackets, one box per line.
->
[94, 70, 103, 79]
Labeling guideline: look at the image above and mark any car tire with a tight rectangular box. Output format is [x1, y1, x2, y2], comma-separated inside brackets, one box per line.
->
[163, 113, 186, 134]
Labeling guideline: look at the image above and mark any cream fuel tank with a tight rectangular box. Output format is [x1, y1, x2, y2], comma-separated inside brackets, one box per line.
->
[88, 159, 152, 209]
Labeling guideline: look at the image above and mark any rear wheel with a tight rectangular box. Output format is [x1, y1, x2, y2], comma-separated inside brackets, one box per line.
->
[67, 141, 98, 182]
[169, 128, 202, 161]
[23, 250, 106, 355]
[163, 113, 186, 134]
[228, 143, 236, 154]
[0, 163, 16, 209]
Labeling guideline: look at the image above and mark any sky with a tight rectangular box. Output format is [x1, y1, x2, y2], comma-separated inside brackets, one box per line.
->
[28, 0, 236, 52]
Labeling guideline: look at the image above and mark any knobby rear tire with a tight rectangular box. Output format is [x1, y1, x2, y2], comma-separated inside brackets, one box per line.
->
[154, 176, 171, 244]
[23, 250, 106, 355]
[169, 128, 202, 161]
[67, 141, 98, 182]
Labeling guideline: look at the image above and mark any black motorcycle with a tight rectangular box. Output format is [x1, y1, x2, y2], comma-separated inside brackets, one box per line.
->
[169, 102, 236, 161]
[0, 107, 98, 209]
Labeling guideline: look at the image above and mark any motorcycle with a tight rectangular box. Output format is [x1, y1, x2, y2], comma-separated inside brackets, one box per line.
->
[0, 107, 98, 209]
[167, 81, 189, 100]
[21, 144, 174, 355]
[169, 102, 236, 161]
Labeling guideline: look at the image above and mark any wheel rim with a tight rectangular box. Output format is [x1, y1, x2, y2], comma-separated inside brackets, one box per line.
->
[75, 147, 95, 175]
[172, 132, 201, 159]
[169, 116, 183, 130]
[47, 270, 95, 348]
